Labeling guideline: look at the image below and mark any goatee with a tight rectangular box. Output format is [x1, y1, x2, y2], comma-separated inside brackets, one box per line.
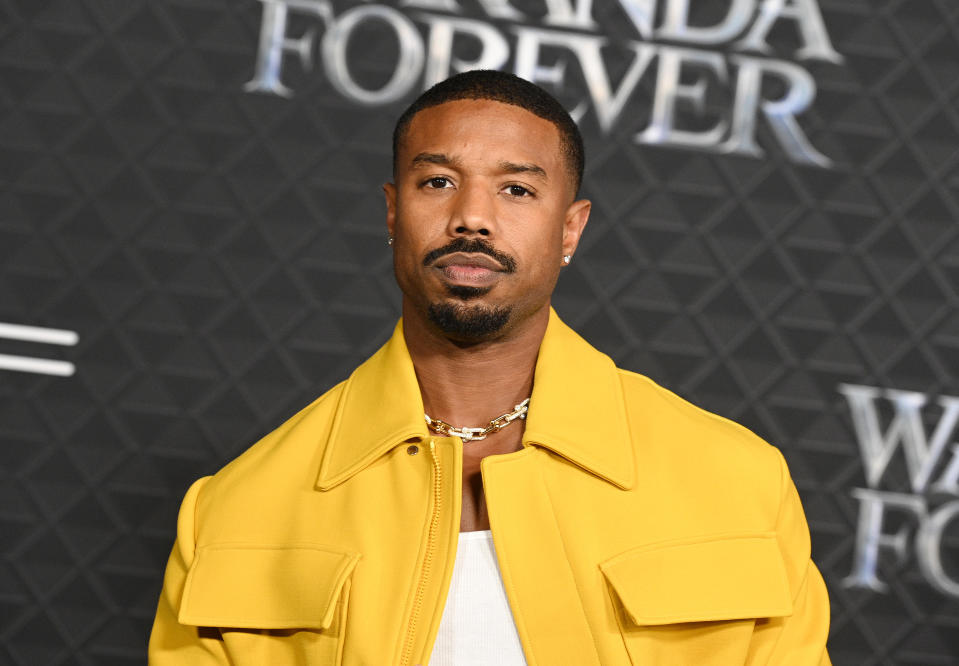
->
[427, 302, 512, 341]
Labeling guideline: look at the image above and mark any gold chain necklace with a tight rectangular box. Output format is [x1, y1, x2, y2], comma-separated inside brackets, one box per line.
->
[424, 398, 530, 442]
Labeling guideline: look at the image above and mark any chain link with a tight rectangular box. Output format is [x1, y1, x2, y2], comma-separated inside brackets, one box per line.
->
[424, 398, 530, 442]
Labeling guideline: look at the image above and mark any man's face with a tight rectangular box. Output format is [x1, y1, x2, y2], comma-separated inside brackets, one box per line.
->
[384, 99, 590, 342]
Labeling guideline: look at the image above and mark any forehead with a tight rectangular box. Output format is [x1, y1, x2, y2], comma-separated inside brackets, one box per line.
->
[399, 99, 564, 172]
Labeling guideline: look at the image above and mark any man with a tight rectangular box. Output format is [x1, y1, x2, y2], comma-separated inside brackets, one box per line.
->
[149, 70, 831, 665]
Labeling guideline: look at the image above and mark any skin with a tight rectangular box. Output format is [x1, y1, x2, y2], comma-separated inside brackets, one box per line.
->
[384, 99, 591, 531]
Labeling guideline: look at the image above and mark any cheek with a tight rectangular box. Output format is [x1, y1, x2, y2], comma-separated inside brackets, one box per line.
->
[507, 236, 564, 283]
[393, 208, 429, 251]
[395, 200, 448, 244]
[516, 213, 565, 257]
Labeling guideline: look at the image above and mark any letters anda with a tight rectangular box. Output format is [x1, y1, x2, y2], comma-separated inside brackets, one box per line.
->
[245, 0, 843, 168]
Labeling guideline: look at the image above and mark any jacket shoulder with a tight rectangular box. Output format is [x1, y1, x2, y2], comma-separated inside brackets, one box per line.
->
[616, 368, 786, 495]
[195, 381, 347, 515]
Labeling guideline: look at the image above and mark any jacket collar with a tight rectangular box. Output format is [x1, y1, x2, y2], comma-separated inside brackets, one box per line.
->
[315, 308, 635, 490]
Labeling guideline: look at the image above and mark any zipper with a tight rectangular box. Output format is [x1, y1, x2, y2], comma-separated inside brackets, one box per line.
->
[401, 438, 443, 666]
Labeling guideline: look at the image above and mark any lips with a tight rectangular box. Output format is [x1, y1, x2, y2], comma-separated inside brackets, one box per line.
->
[431, 252, 505, 285]
[433, 252, 504, 271]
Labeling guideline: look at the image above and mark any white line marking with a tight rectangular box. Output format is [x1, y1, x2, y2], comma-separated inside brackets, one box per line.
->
[0, 322, 79, 346]
[0, 354, 76, 376]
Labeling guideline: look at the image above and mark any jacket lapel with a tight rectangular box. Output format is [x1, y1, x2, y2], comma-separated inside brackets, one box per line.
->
[524, 309, 636, 490]
[315, 320, 428, 490]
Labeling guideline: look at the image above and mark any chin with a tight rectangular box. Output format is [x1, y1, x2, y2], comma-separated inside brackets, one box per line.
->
[426, 301, 513, 342]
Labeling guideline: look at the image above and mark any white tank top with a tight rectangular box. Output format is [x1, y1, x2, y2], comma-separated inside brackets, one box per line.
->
[429, 530, 528, 665]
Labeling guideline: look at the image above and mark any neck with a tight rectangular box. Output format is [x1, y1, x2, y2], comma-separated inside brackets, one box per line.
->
[402, 301, 549, 428]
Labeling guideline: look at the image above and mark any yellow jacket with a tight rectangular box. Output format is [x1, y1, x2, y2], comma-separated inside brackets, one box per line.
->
[149, 310, 831, 665]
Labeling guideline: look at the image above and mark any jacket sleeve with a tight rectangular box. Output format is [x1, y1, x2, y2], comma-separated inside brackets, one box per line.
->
[148, 476, 228, 665]
[749, 452, 832, 665]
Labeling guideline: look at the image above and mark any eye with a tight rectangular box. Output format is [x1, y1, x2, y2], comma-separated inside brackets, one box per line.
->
[505, 184, 532, 197]
[424, 177, 452, 189]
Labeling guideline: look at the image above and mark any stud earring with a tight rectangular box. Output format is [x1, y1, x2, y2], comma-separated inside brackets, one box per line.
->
[388, 235, 394, 246]
[562, 255, 571, 265]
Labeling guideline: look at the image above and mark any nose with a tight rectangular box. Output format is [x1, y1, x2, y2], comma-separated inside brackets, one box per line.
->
[448, 181, 495, 237]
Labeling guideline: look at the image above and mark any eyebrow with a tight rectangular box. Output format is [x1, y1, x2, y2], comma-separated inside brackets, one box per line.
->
[409, 152, 549, 181]
[498, 160, 548, 181]
[410, 152, 460, 168]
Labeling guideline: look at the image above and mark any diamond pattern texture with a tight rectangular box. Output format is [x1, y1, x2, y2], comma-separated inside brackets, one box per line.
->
[1, 0, 958, 664]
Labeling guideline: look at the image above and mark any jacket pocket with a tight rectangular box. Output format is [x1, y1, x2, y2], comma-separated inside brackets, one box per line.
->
[178, 543, 360, 665]
[599, 532, 793, 666]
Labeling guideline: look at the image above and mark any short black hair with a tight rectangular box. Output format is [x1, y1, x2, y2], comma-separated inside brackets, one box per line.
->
[392, 70, 584, 195]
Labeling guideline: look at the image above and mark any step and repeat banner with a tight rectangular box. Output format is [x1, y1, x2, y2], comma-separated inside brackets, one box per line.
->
[1, 0, 957, 663]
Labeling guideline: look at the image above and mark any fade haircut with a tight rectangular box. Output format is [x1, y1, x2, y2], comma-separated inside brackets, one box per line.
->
[392, 70, 585, 195]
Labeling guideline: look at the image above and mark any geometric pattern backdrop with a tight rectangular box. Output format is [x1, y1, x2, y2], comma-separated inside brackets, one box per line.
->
[1, 0, 958, 664]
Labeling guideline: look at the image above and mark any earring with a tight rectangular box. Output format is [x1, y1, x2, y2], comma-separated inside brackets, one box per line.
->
[562, 255, 571, 265]
[388, 235, 394, 246]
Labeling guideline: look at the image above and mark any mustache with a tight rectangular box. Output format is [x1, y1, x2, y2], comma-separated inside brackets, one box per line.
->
[422, 238, 517, 273]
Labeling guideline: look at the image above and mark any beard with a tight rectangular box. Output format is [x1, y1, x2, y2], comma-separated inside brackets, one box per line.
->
[427, 299, 512, 341]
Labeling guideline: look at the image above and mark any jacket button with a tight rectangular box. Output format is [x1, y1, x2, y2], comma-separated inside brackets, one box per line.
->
[407, 445, 419, 455]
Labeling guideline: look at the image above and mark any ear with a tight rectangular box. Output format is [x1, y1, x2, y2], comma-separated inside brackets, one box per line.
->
[561, 198, 591, 260]
[383, 182, 397, 238]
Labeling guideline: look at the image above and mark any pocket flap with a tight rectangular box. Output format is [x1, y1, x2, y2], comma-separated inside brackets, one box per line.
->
[599, 532, 792, 626]
[178, 544, 360, 630]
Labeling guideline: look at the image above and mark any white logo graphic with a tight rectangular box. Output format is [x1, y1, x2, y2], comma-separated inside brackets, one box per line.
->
[0, 322, 78, 377]
[244, 0, 843, 167]
[840, 384, 959, 597]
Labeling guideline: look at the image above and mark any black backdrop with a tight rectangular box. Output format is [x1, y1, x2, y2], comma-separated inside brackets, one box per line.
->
[2, 0, 958, 664]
